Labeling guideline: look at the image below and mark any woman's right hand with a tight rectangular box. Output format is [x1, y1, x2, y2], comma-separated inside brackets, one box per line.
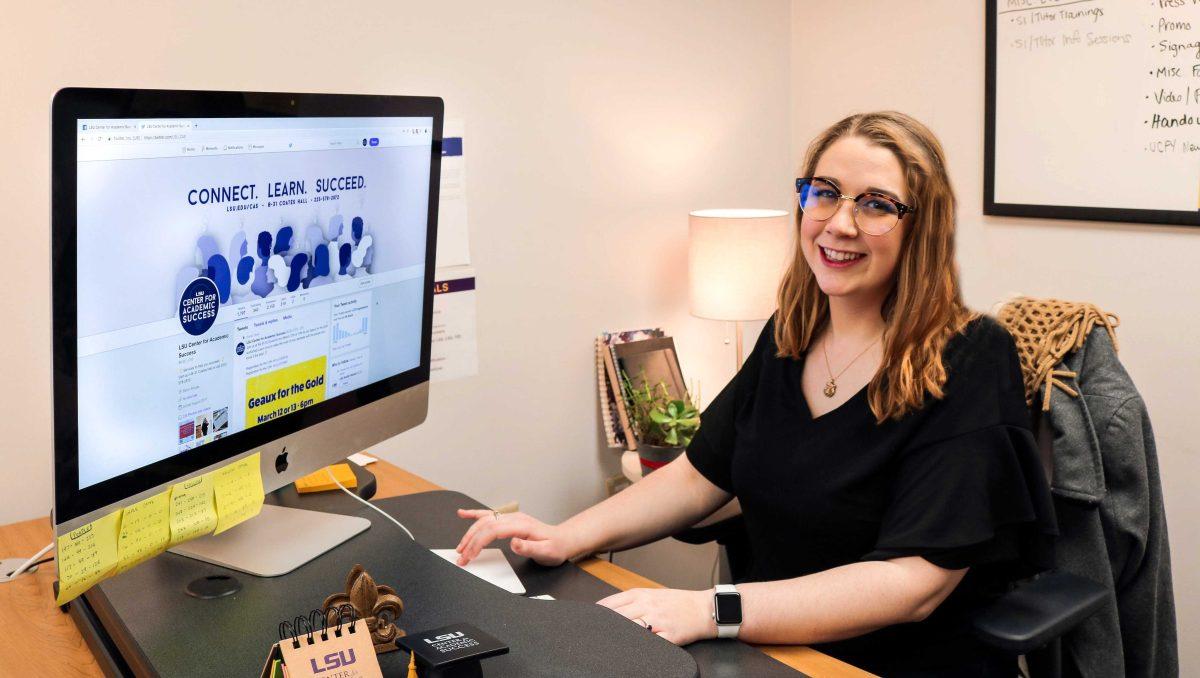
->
[454, 509, 578, 567]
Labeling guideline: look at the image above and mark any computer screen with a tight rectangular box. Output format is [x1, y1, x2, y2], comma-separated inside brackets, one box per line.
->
[75, 117, 430, 488]
[53, 89, 442, 528]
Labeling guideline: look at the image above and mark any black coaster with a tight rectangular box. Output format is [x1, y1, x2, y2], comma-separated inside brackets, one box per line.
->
[398, 623, 509, 678]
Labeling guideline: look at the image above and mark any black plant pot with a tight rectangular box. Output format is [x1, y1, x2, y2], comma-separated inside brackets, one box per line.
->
[638, 443, 684, 474]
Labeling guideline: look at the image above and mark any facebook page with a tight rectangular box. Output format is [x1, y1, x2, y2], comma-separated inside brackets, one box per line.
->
[75, 117, 432, 489]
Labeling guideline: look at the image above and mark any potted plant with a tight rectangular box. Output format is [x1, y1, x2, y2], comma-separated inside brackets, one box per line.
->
[620, 370, 701, 473]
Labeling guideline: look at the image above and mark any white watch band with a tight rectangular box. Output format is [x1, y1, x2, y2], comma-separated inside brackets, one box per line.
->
[714, 584, 741, 639]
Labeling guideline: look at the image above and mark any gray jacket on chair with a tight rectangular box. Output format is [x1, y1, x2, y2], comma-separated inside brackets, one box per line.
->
[1046, 327, 1178, 677]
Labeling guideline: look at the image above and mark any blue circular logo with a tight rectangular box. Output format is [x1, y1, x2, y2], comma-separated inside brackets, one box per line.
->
[179, 277, 219, 336]
[236, 342, 245, 355]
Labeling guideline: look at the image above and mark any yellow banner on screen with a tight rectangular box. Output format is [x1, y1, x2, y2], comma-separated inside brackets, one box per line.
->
[244, 356, 327, 429]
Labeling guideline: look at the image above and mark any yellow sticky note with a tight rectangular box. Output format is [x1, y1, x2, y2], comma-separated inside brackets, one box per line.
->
[55, 511, 122, 605]
[213, 452, 265, 534]
[115, 489, 171, 574]
[169, 474, 218, 546]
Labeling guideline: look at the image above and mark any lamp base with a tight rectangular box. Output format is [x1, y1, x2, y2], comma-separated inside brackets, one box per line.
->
[735, 320, 744, 371]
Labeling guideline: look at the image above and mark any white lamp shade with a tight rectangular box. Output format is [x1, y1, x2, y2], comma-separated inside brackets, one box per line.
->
[688, 209, 792, 321]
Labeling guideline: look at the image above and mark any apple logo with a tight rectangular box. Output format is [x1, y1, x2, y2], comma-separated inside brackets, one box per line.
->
[275, 448, 289, 473]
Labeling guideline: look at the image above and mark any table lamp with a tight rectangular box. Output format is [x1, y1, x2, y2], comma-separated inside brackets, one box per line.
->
[688, 209, 792, 370]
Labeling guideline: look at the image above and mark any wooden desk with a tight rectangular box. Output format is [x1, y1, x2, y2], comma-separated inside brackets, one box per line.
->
[0, 460, 872, 677]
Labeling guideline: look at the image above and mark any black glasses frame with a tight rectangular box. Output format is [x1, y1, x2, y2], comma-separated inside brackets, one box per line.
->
[795, 177, 916, 234]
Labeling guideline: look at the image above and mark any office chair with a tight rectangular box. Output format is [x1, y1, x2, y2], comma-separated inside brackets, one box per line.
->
[964, 411, 1108, 678]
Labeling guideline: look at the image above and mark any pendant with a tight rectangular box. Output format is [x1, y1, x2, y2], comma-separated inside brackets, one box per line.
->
[823, 379, 837, 398]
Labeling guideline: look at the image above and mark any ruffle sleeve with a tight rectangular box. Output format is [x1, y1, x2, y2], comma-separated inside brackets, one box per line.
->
[862, 317, 1057, 572]
[862, 422, 1057, 571]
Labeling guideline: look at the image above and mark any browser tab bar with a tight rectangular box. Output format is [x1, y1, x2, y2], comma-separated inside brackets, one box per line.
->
[138, 120, 194, 131]
[76, 116, 434, 162]
[79, 120, 138, 132]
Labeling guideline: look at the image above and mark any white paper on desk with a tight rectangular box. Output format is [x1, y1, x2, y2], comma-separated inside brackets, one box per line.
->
[347, 452, 377, 466]
[431, 548, 526, 595]
[431, 265, 478, 382]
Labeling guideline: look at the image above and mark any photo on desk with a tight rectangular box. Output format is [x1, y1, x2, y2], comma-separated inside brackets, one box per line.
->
[612, 337, 689, 406]
[596, 327, 663, 449]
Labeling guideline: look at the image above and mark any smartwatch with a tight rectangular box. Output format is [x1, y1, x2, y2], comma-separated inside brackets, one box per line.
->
[712, 584, 742, 639]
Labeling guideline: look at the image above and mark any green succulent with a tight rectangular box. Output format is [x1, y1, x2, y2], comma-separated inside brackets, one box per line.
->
[620, 369, 701, 448]
[648, 398, 701, 447]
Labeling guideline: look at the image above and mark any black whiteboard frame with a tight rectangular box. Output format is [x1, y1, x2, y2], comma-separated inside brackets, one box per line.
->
[984, 0, 1200, 228]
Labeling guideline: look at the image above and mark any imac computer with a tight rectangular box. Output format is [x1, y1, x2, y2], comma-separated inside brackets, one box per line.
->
[51, 88, 442, 577]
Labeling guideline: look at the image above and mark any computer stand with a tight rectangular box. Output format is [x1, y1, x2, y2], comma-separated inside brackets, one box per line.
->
[167, 461, 375, 593]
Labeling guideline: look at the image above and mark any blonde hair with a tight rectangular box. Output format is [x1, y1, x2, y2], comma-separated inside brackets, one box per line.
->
[775, 111, 975, 423]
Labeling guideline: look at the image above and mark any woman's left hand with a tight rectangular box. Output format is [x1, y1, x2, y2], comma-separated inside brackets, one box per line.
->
[596, 587, 716, 646]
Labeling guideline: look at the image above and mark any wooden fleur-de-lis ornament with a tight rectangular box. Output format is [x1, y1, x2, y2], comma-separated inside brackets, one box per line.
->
[323, 564, 405, 653]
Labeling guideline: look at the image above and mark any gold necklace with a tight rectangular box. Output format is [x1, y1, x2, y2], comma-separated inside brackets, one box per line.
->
[820, 331, 882, 398]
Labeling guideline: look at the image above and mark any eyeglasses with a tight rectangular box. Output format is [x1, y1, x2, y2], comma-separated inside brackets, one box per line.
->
[795, 177, 916, 236]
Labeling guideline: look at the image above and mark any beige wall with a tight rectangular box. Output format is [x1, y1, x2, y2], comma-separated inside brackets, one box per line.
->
[789, 0, 1199, 669]
[0, 1, 790, 528]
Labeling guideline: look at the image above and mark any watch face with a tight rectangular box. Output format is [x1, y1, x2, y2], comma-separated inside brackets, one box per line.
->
[715, 592, 742, 625]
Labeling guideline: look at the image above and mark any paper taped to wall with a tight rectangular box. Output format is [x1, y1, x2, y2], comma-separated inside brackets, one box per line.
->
[436, 118, 470, 268]
[431, 265, 478, 382]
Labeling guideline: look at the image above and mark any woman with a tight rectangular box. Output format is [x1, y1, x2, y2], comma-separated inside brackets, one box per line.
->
[455, 111, 1055, 676]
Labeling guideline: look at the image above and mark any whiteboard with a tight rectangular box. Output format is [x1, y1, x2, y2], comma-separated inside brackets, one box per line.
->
[986, 0, 1200, 226]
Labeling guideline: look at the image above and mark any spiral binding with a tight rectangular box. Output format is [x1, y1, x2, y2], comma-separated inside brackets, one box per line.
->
[277, 604, 359, 648]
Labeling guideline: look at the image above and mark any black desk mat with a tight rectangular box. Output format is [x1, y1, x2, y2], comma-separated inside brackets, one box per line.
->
[86, 484, 803, 677]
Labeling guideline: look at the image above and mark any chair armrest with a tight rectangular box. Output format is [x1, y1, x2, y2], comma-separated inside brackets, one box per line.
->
[673, 514, 744, 545]
[971, 570, 1108, 654]
[672, 509, 753, 583]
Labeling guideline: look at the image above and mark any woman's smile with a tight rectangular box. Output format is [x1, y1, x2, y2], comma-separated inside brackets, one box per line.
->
[818, 245, 867, 268]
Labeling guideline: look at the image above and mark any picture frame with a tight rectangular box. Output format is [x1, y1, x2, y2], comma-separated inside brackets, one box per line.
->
[612, 337, 688, 410]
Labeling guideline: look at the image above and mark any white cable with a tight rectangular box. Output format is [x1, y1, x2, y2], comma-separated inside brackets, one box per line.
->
[326, 468, 415, 541]
[7, 541, 53, 579]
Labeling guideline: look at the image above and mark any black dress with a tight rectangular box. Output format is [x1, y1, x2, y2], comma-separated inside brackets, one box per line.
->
[686, 314, 1057, 677]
